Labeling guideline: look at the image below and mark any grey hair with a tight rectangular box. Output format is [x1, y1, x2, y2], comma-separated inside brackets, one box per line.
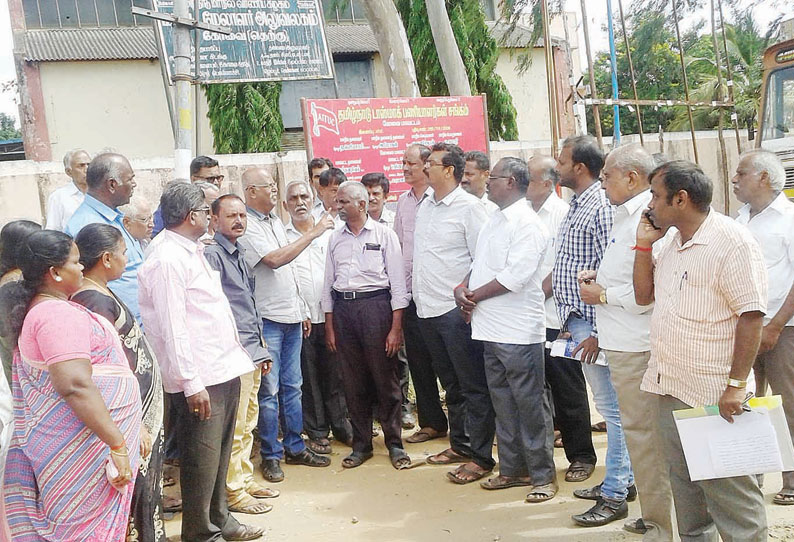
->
[499, 157, 530, 192]
[63, 148, 88, 169]
[85, 153, 129, 190]
[741, 149, 786, 192]
[285, 180, 313, 200]
[118, 195, 152, 220]
[338, 181, 369, 211]
[607, 144, 656, 179]
[161, 181, 205, 228]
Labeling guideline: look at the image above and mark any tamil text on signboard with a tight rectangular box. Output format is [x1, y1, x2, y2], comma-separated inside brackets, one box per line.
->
[153, 0, 333, 83]
[302, 96, 489, 199]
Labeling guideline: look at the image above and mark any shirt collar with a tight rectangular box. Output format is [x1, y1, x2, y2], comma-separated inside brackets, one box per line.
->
[676, 208, 715, 250]
[213, 232, 240, 255]
[499, 198, 526, 220]
[162, 229, 203, 254]
[570, 181, 601, 207]
[537, 191, 561, 215]
[430, 185, 465, 206]
[342, 216, 375, 236]
[620, 189, 651, 216]
[66, 182, 83, 196]
[247, 206, 276, 221]
[84, 194, 121, 222]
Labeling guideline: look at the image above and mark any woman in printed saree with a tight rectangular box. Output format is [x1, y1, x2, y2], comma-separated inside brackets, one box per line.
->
[0, 230, 141, 542]
[73, 224, 165, 542]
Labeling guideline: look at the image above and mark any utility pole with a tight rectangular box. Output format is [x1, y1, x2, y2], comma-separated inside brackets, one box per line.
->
[132, 2, 229, 178]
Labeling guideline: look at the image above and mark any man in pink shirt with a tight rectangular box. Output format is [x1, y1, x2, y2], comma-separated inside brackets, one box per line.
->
[138, 182, 262, 542]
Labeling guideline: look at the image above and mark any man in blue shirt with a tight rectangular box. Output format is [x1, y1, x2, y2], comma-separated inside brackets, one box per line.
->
[65, 152, 143, 322]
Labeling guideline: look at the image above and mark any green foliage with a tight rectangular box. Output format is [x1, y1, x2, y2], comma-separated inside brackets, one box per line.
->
[395, 0, 518, 141]
[203, 82, 283, 154]
[0, 112, 21, 141]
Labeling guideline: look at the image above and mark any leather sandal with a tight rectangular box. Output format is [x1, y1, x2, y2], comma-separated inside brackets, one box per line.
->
[572, 498, 628, 527]
[248, 484, 280, 499]
[446, 463, 491, 485]
[228, 495, 273, 515]
[480, 474, 532, 490]
[306, 437, 332, 455]
[405, 427, 447, 444]
[565, 461, 595, 483]
[284, 448, 331, 467]
[573, 482, 637, 502]
[389, 447, 412, 470]
[427, 448, 471, 465]
[222, 523, 265, 541]
[341, 451, 373, 469]
[525, 482, 558, 503]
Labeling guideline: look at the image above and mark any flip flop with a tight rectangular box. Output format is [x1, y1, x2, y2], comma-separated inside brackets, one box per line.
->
[565, 461, 595, 483]
[427, 448, 471, 465]
[228, 495, 273, 515]
[341, 451, 374, 469]
[405, 427, 448, 444]
[389, 447, 412, 470]
[248, 485, 280, 499]
[446, 463, 492, 485]
[773, 488, 794, 505]
[480, 475, 532, 490]
[525, 482, 558, 503]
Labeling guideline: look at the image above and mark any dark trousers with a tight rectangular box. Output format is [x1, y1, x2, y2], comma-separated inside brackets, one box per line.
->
[333, 292, 403, 454]
[301, 322, 352, 442]
[544, 328, 596, 465]
[484, 341, 555, 484]
[403, 300, 447, 432]
[419, 307, 495, 470]
[170, 378, 241, 542]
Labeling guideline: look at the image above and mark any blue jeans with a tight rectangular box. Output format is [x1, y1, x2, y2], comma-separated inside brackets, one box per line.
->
[258, 319, 305, 460]
[567, 315, 634, 500]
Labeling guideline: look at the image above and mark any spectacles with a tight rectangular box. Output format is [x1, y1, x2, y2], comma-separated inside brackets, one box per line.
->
[424, 160, 448, 168]
[197, 175, 224, 183]
[488, 175, 512, 182]
[129, 214, 154, 224]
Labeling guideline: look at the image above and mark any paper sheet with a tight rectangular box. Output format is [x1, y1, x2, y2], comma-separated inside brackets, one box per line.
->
[675, 407, 786, 481]
[547, 338, 608, 366]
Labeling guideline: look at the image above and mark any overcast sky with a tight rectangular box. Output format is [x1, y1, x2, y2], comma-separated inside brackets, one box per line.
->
[0, 0, 791, 128]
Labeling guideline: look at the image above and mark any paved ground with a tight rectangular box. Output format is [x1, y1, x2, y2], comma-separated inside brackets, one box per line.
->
[164, 427, 794, 541]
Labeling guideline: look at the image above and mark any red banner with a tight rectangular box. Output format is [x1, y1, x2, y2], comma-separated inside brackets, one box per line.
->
[302, 96, 489, 200]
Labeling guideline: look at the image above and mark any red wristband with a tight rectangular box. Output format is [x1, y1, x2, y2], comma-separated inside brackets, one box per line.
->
[631, 245, 652, 252]
[110, 442, 126, 451]
[455, 282, 466, 291]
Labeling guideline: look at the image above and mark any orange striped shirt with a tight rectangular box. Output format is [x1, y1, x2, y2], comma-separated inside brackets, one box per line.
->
[641, 210, 767, 407]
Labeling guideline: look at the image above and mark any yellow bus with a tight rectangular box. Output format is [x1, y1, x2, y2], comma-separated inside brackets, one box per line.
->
[758, 39, 794, 198]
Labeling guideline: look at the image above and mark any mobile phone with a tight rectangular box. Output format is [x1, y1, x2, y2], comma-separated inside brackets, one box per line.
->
[643, 210, 661, 231]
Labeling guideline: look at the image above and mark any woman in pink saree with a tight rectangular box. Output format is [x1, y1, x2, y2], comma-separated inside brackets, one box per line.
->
[0, 230, 141, 541]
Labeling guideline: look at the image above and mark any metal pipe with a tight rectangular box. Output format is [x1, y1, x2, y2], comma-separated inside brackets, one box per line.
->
[709, 0, 730, 214]
[671, 0, 699, 163]
[607, 0, 621, 145]
[617, 0, 644, 146]
[580, 0, 603, 148]
[542, 0, 559, 155]
[173, 0, 194, 178]
[717, 0, 742, 153]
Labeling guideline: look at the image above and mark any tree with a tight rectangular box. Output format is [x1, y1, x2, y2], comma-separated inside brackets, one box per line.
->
[396, 0, 518, 140]
[203, 83, 283, 153]
[361, 0, 420, 97]
[424, 0, 471, 96]
[0, 112, 21, 141]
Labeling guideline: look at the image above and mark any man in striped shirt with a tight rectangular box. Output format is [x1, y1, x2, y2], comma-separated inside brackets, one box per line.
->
[634, 160, 768, 541]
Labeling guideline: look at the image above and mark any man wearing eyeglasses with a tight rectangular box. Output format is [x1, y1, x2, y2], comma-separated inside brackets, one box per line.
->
[238, 167, 335, 484]
[191, 155, 225, 189]
[120, 196, 155, 250]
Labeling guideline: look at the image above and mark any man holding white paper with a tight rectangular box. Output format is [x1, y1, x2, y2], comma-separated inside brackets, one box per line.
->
[633, 160, 769, 542]
[733, 149, 794, 506]
[578, 144, 673, 540]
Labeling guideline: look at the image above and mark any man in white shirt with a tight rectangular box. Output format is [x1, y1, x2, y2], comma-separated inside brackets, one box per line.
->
[238, 167, 335, 483]
[414, 142, 495, 484]
[456, 157, 556, 503]
[733, 149, 794, 507]
[46, 149, 90, 231]
[361, 172, 395, 228]
[578, 145, 673, 538]
[283, 181, 352, 455]
[463, 150, 498, 215]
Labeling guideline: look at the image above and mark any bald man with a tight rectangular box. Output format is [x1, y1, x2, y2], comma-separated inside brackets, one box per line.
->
[237, 168, 335, 483]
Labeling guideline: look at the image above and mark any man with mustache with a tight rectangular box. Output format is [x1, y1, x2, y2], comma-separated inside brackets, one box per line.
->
[284, 181, 352, 455]
[204, 194, 280, 516]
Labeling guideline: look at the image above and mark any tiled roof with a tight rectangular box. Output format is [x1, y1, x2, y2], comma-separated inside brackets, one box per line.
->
[22, 21, 548, 63]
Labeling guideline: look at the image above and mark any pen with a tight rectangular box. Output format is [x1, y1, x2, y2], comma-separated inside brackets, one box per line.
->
[741, 391, 755, 412]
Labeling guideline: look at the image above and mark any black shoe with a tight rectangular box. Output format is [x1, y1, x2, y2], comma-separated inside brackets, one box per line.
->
[262, 458, 284, 482]
[572, 498, 629, 527]
[284, 448, 331, 467]
[623, 518, 649, 535]
[572, 482, 637, 502]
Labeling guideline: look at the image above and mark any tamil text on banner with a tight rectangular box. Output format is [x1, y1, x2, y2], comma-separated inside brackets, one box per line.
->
[154, 0, 333, 83]
[302, 96, 490, 200]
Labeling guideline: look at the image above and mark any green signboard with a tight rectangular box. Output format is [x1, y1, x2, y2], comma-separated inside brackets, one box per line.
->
[154, 0, 334, 84]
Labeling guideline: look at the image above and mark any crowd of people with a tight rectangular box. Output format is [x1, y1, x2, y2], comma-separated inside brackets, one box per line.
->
[0, 135, 791, 542]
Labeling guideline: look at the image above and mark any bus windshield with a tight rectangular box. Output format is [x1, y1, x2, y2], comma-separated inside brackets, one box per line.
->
[761, 65, 794, 151]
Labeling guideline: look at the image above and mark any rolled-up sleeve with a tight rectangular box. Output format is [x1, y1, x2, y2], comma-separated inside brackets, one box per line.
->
[495, 222, 547, 293]
[384, 228, 409, 310]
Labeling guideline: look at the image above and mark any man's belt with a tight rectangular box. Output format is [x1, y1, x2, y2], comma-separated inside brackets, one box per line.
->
[332, 289, 389, 301]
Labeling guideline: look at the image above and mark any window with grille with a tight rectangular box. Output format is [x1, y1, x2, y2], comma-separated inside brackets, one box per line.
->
[22, 0, 153, 28]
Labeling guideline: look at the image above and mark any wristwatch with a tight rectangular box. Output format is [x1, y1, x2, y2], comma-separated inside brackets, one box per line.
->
[727, 378, 747, 389]
[599, 289, 607, 305]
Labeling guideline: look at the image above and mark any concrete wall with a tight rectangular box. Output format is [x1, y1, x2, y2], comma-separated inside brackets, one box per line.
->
[0, 131, 751, 228]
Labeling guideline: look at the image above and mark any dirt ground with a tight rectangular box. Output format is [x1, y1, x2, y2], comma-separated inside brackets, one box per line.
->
[164, 428, 794, 542]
